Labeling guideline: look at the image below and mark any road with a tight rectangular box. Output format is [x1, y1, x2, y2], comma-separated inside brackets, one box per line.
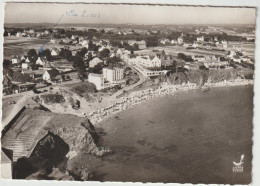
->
[111, 65, 146, 98]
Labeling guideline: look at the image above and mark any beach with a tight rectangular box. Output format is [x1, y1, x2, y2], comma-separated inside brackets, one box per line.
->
[69, 85, 253, 184]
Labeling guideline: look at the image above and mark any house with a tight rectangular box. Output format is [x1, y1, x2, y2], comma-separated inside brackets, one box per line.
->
[1, 148, 13, 179]
[197, 36, 204, 42]
[116, 49, 123, 57]
[232, 55, 242, 63]
[129, 55, 161, 68]
[177, 37, 183, 45]
[50, 38, 56, 43]
[11, 56, 20, 64]
[192, 42, 199, 48]
[170, 39, 177, 45]
[81, 40, 88, 47]
[43, 68, 60, 81]
[36, 57, 46, 66]
[51, 48, 59, 56]
[136, 40, 146, 49]
[16, 32, 22, 37]
[25, 57, 31, 63]
[21, 62, 29, 69]
[89, 57, 103, 68]
[45, 30, 49, 34]
[88, 73, 104, 90]
[103, 67, 124, 83]
[192, 55, 206, 62]
[227, 50, 236, 58]
[29, 29, 35, 34]
[20, 55, 26, 61]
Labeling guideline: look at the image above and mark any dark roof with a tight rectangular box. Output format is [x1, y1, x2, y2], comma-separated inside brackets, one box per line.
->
[47, 69, 59, 77]
[1, 148, 13, 163]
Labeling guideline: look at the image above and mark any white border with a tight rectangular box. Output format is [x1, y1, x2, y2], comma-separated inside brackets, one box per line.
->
[0, 0, 259, 186]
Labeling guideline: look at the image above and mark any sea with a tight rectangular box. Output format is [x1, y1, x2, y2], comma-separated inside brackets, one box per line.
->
[71, 85, 253, 184]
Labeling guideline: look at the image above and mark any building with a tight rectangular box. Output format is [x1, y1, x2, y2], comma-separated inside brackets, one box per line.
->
[129, 55, 161, 68]
[1, 148, 13, 179]
[197, 36, 204, 42]
[88, 73, 104, 90]
[89, 57, 103, 68]
[21, 62, 29, 69]
[11, 57, 20, 64]
[51, 48, 59, 56]
[177, 37, 183, 45]
[192, 55, 206, 62]
[232, 55, 242, 63]
[103, 67, 124, 83]
[43, 68, 60, 81]
[36, 57, 46, 66]
[136, 40, 146, 49]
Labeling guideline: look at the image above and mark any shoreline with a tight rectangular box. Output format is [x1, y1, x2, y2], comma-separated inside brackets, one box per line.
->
[87, 78, 254, 125]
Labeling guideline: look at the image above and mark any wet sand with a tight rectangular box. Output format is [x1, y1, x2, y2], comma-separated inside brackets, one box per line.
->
[71, 85, 253, 184]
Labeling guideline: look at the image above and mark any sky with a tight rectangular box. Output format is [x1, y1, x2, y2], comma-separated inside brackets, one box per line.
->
[4, 3, 256, 25]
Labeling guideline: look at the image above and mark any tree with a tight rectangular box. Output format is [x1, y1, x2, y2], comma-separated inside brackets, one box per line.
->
[177, 53, 193, 62]
[88, 63, 103, 74]
[59, 48, 72, 60]
[76, 47, 88, 58]
[99, 48, 110, 60]
[107, 56, 121, 67]
[38, 49, 52, 61]
[3, 59, 13, 78]
[71, 56, 86, 80]
[27, 49, 37, 58]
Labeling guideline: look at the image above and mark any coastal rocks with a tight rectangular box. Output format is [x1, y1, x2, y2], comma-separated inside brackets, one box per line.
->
[14, 132, 69, 179]
[68, 167, 93, 181]
[50, 119, 111, 158]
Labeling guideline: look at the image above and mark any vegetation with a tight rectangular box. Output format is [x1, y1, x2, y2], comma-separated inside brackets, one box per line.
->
[41, 94, 65, 104]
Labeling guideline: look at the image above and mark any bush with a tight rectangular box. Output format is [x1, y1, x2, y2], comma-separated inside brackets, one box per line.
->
[41, 94, 65, 104]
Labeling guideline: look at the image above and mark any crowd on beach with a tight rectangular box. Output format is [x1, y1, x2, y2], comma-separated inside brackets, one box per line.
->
[87, 78, 253, 124]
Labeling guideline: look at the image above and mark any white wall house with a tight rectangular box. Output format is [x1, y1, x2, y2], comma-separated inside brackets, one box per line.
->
[36, 57, 45, 66]
[51, 49, 59, 56]
[192, 55, 206, 62]
[21, 62, 29, 69]
[88, 73, 104, 90]
[197, 36, 204, 42]
[89, 57, 103, 68]
[103, 68, 124, 83]
[129, 56, 161, 68]
[11, 58, 19, 64]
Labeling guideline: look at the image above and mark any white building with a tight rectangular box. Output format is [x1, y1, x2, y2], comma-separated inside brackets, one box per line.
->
[192, 42, 199, 48]
[21, 62, 29, 69]
[11, 58, 19, 64]
[177, 37, 183, 45]
[197, 36, 204, 42]
[89, 57, 103, 68]
[42, 69, 59, 81]
[88, 73, 104, 90]
[192, 55, 206, 62]
[36, 57, 45, 66]
[51, 48, 59, 56]
[129, 55, 161, 68]
[103, 67, 124, 83]
[81, 40, 88, 47]
[16, 32, 22, 37]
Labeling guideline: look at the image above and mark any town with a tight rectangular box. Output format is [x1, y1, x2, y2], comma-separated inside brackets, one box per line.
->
[2, 23, 255, 180]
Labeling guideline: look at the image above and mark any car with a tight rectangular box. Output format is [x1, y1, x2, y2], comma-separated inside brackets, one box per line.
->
[9, 101, 16, 104]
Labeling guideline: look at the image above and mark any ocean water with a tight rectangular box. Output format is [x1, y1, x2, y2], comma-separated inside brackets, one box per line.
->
[73, 85, 253, 184]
